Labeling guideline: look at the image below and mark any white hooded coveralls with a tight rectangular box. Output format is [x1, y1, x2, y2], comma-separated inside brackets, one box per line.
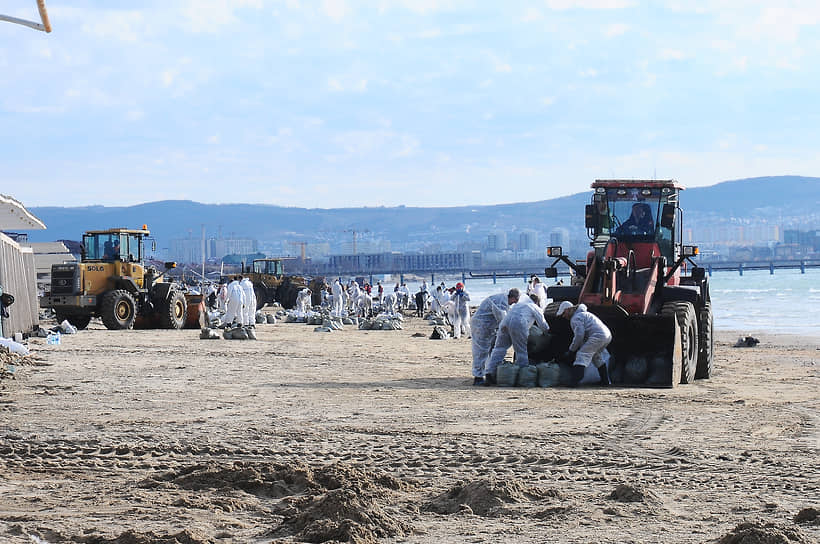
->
[224, 280, 245, 325]
[296, 288, 311, 315]
[568, 304, 612, 369]
[240, 278, 256, 326]
[450, 288, 471, 338]
[470, 293, 511, 378]
[486, 298, 549, 374]
[331, 280, 343, 316]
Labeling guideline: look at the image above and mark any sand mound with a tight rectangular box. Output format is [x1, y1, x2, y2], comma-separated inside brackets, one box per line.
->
[141, 460, 408, 499]
[715, 521, 810, 544]
[424, 477, 547, 516]
[794, 507, 818, 525]
[75, 529, 211, 544]
[278, 488, 409, 543]
[608, 483, 657, 503]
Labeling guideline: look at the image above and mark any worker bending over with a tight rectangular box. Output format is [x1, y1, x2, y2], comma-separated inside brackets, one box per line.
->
[484, 294, 549, 385]
[470, 288, 520, 386]
[556, 301, 612, 386]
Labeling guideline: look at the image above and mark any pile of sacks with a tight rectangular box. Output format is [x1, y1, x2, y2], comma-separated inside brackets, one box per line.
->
[425, 313, 447, 326]
[200, 324, 257, 340]
[358, 313, 404, 331]
[35, 320, 78, 337]
[494, 361, 575, 387]
[313, 317, 347, 333]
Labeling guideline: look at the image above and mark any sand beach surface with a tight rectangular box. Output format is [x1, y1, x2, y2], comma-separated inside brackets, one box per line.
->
[0, 313, 818, 543]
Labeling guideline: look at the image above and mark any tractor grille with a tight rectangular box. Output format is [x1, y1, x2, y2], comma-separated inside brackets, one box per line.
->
[51, 264, 80, 295]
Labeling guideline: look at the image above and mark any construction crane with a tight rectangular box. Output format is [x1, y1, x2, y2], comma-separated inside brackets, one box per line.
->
[0, 1, 52, 32]
[343, 229, 370, 255]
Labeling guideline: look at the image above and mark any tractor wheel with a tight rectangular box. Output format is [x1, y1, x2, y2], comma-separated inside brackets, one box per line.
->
[100, 290, 137, 330]
[254, 285, 266, 311]
[277, 281, 300, 309]
[695, 303, 714, 379]
[544, 301, 563, 317]
[158, 290, 187, 330]
[55, 313, 91, 330]
[661, 301, 698, 384]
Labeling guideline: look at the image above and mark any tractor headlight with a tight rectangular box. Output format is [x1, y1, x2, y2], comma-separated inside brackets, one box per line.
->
[547, 246, 563, 257]
[682, 245, 699, 257]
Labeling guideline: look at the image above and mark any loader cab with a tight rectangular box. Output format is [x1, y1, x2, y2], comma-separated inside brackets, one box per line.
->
[82, 229, 148, 264]
[588, 181, 680, 263]
[252, 259, 285, 276]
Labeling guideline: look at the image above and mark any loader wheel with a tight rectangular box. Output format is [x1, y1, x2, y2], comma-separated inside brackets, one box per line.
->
[544, 301, 563, 317]
[100, 290, 137, 330]
[277, 282, 300, 310]
[254, 285, 266, 311]
[695, 303, 714, 379]
[55, 313, 91, 330]
[661, 301, 698, 384]
[158, 290, 187, 330]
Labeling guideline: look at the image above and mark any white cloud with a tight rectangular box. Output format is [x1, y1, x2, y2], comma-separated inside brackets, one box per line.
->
[659, 49, 686, 60]
[328, 76, 368, 92]
[546, 0, 636, 10]
[605, 23, 630, 37]
[322, 0, 349, 21]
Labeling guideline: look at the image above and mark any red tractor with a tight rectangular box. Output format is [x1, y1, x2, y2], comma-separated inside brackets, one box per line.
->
[543, 179, 713, 387]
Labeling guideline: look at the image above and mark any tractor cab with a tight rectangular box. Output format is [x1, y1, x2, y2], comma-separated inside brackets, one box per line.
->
[82, 228, 151, 264]
[252, 258, 285, 276]
[585, 179, 680, 264]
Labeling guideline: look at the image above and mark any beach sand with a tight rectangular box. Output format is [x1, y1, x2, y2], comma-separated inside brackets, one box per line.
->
[0, 313, 818, 543]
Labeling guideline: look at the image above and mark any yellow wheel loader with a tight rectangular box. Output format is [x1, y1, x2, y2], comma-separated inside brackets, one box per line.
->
[40, 227, 189, 330]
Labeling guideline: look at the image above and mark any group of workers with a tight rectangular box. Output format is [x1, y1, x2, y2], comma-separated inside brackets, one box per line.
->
[212, 276, 258, 328]
[470, 275, 612, 387]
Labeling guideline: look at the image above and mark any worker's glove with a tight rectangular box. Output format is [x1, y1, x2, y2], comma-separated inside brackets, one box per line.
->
[560, 350, 576, 364]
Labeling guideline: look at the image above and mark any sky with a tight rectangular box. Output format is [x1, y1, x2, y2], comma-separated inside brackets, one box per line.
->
[2, 1, 819, 209]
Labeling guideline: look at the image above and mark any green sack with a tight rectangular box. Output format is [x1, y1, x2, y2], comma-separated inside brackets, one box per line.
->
[517, 365, 538, 387]
[496, 362, 519, 387]
[537, 362, 562, 387]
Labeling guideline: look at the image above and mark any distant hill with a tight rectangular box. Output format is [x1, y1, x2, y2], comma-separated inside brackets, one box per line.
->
[25, 176, 820, 249]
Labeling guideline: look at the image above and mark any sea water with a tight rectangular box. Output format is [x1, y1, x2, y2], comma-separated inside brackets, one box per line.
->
[390, 268, 820, 337]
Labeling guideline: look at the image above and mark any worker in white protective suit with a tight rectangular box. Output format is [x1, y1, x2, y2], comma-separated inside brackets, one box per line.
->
[470, 288, 520, 386]
[331, 278, 343, 316]
[295, 288, 312, 316]
[450, 282, 471, 339]
[240, 276, 257, 326]
[217, 281, 228, 313]
[527, 275, 549, 310]
[223, 276, 245, 327]
[382, 291, 398, 315]
[430, 286, 443, 315]
[556, 301, 612, 386]
[484, 294, 550, 385]
[349, 281, 361, 314]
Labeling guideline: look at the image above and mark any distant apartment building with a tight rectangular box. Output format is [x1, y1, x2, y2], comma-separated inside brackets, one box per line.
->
[487, 230, 507, 251]
[549, 227, 570, 250]
[168, 235, 258, 264]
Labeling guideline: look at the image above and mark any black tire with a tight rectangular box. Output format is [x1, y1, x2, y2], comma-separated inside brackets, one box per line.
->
[55, 313, 91, 330]
[544, 301, 563, 317]
[158, 290, 187, 330]
[100, 290, 137, 330]
[276, 281, 300, 309]
[254, 285, 266, 311]
[661, 301, 698, 384]
[695, 303, 714, 379]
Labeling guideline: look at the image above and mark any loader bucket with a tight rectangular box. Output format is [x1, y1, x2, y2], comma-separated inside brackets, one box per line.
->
[544, 310, 682, 387]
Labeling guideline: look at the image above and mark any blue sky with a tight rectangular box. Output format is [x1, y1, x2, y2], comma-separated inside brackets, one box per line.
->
[2, 1, 819, 208]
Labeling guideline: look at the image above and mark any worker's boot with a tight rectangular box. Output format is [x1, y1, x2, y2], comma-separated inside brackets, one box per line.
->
[472, 376, 484, 386]
[482, 373, 496, 386]
[569, 364, 585, 387]
[597, 364, 611, 386]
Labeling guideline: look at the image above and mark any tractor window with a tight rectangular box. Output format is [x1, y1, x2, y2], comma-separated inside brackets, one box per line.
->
[121, 235, 142, 262]
[83, 233, 122, 261]
[607, 189, 660, 241]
